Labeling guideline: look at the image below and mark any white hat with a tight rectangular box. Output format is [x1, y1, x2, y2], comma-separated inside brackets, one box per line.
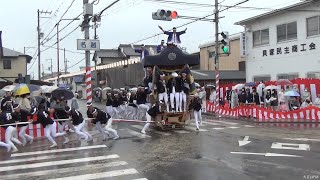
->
[171, 72, 178, 77]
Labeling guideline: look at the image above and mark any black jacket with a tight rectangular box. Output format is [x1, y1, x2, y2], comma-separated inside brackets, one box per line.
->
[252, 93, 260, 105]
[147, 104, 160, 117]
[1, 97, 13, 112]
[128, 95, 137, 108]
[70, 109, 84, 126]
[54, 108, 69, 124]
[0, 112, 16, 129]
[112, 97, 121, 107]
[239, 92, 246, 103]
[136, 91, 147, 105]
[35, 111, 54, 127]
[156, 80, 166, 94]
[245, 92, 253, 103]
[167, 77, 182, 93]
[189, 98, 202, 111]
[12, 109, 31, 127]
[87, 107, 110, 124]
[181, 78, 190, 94]
[106, 96, 113, 106]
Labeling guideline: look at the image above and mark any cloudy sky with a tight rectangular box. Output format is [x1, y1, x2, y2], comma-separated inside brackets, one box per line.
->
[0, 0, 300, 79]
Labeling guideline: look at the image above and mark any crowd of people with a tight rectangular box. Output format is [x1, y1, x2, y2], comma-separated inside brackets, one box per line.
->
[207, 82, 320, 111]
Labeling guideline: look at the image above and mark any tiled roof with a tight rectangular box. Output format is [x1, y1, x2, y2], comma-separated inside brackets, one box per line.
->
[96, 49, 126, 58]
[2, 47, 32, 63]
[191, 70, 246, 80]
[118, 44, 158, 56]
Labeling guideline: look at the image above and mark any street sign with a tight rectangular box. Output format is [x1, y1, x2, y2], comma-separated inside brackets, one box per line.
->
[77, 39, 100, 50]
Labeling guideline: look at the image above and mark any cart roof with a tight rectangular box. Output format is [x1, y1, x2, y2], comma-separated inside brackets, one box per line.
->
[143, 46, 200, 68]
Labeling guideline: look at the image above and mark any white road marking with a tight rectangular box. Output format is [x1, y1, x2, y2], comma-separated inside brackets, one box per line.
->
[173, 130, 190, 134]
[244, 125, 255, 128]
[48, 168, 138, 180]
[184, 126, 208, 132]
[126, 128, 151, 138]
[228, 126, 240, 129]
[282, 138, 320, 142]
[212, 128, 225, 130]
[0, 155, 119, 172]
[1, 161, 128, 179]
[238, 136, 251, 147]
[11, 145, 107, 157]
[271, 142, 311, 151]
[132, 178, 148, 180]
[190, 122, 206, 127]
[0, 154, 72, 165]
[230, 152, 302, 157]
[131, 125, 145, 129]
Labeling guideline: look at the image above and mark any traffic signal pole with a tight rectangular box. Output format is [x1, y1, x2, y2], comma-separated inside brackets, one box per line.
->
[214, 0, 220, 115]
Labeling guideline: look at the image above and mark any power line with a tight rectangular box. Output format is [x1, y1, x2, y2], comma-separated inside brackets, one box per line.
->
[67, 58, 86, 70]
[42, 45, 85, 54]
[27, 49, 39, 71]
[41, 0, 77, 45]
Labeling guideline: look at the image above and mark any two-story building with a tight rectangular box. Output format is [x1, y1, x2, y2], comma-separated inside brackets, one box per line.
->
[0, 47, 32, 82]
[235, 0, 320, 82]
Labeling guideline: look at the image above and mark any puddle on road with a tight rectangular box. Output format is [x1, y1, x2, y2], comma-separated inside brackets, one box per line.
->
[254, 123, 320, 129]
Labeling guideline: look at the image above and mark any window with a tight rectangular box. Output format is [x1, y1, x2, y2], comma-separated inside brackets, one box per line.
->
[253, 76, 271, 82]
[307, 72, 320, 78]
[253, 29, 269, 47]
[3, 59, 11, 69]
[307, 16, 320, 37]
[277, 22, 297, 42]
[277, 73, 299, 80]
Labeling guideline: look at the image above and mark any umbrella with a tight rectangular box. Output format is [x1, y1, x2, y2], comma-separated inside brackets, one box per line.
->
[0, 89, 6, 97]
[2, 85, 16, 92]
[276, 79, 293, 86]
[26, 84, 41, 92]
[14, 84, 30, 96]
[245, 82, 256, 87]
[103, 87, 112, 91]
[284, 90, 300, 97]
[51, 88, 74, 100]
[195, 82, 201, 88]
[41, 85, 58, 93]
[93, 87, 102, 91]
[233, 84, 245, 90]
[205, 84, 215, 88]
[130, 87, 138, 92]
[257, 83, 265, 95]
[264, 85, 280, 90]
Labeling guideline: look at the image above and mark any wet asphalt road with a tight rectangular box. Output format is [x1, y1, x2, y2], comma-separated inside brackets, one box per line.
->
[0, 100, 320, 180]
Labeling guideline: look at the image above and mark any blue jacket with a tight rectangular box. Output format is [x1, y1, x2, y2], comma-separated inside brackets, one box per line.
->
[164, 31, 186, 44]
[134, 49, 149, 64]
[156, 45, 166, 53]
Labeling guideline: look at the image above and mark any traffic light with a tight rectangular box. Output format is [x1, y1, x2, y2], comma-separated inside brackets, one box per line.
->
[220, 31, 229, 54]
[152, 9, 178, 21]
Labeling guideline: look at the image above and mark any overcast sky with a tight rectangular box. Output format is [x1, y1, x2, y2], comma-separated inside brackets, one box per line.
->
[0, 0, 300, 79]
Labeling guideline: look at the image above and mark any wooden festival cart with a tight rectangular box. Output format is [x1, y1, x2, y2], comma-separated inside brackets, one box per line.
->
[143, 44, 200, 130]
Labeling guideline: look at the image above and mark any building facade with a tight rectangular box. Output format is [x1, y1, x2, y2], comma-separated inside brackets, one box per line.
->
[0, 47, 31, 82]
[235, 0, 320, 82]
[199, 35, 246, 71]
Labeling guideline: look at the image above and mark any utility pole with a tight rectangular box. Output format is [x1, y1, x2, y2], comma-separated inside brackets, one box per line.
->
[93, 15, 100, 88]
[64, 48, 67, 74]
[37, 9, 51, 80]
[56, 23, 60, 84]
[83, 0, 92, 103]
[214, 0, 220, 115]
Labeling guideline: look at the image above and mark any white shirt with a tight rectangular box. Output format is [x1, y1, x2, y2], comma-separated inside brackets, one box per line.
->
[169, 33, 179, 44]
[141, 51, 145, 59]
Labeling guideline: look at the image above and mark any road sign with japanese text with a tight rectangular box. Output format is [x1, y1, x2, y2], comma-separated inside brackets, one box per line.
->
[77, 39, 100, 50]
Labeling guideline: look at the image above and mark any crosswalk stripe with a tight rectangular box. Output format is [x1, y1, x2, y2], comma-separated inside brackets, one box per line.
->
[173, 130, 190, 134]
[11, 145, 107, 157]
[132, 178, 149, 180]
[184, 126, 208, 132]
[212, 128, 225, 130]
[48, 168, 139, 180]
[1, 161, 128, 179]
[244, 125, 255, 128]
[0, 154, 72, 165]
[126, 128, 151, 138]
[131, 125, 145, 129]
[0, 155, 119, 172]
[228, 126, 240, 129]
[190, 123, 206, 127]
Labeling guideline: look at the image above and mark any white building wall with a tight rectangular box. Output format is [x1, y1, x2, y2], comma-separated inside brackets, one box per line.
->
[244, 2, 320, 81]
